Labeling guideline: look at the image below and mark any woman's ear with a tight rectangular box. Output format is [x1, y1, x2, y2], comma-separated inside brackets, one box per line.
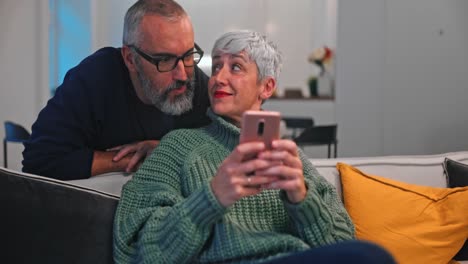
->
[121, 46, 138, 72]
[260, 77, 277, 100]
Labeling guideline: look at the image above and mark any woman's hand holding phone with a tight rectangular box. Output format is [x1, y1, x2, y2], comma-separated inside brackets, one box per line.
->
[238, 111, 307, 203]
[211, 111, 306, 206]
[210, 141, 282, 207]
[256, 139, 307, 203]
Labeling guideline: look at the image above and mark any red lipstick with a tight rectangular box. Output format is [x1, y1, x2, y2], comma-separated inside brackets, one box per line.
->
[214, 91, 232, 98]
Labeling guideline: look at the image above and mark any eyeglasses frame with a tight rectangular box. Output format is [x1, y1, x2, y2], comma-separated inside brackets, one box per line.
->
[128, 43, 204, 72]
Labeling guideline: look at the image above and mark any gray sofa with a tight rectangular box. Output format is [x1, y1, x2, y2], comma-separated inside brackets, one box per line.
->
[2, 151, 467, 263]
[0, 167, 118, 264]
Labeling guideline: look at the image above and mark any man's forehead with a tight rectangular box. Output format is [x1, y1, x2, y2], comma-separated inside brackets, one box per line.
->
[138, 15, 193, 51]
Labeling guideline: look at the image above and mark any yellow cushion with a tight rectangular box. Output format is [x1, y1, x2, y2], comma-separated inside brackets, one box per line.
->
[337, 163, 468, 264]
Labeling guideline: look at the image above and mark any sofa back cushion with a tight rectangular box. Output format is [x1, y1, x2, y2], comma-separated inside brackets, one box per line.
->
[310, 151, 468, 199]
[0, 167, 119, 264]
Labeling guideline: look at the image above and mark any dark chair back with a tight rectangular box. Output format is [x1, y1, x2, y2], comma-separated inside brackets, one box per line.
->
[294, 124, 338, 158]
[282, 117, 314, 138]
[4, 121, 31, 168]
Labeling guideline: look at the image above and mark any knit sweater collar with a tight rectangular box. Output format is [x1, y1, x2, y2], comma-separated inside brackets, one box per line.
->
[206, 108, 240, 150]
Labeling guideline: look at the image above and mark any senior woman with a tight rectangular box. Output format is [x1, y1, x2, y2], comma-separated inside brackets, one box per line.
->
[113, 30, 394, 264]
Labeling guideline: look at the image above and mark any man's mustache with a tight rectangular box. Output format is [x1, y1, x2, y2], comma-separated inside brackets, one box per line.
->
[166, 79, 191, 92]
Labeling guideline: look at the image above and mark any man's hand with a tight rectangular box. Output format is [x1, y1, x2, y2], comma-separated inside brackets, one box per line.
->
[107, 140, 160, 173]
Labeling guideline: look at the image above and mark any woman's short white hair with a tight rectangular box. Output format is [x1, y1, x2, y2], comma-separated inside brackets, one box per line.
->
[211, 30, 283, 82]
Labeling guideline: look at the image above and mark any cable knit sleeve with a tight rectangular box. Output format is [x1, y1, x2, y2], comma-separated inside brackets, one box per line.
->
[113, 132, 226, 264]
[280, 151, 355, 246]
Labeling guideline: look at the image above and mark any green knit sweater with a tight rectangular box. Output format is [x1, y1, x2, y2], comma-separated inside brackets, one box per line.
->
[113, 110, 354, 264]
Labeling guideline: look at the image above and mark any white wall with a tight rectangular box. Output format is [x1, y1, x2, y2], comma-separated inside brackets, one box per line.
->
[91, 0, 130, 50]
[334, 0, 386, 157]
[0, 0, 49, 171]
[336, 0, 468, 157]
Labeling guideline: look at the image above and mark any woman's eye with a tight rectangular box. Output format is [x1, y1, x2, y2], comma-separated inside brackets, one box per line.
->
[211, 64, 221, 73]
[232, 64, 241, 71]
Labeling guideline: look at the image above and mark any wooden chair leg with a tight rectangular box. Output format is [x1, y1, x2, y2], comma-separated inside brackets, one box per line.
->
[334, 142, 337, 158]
[327, 144, 331, 159]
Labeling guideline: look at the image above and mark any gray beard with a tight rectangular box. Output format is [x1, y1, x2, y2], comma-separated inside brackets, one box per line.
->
[136, 68, 195, 116]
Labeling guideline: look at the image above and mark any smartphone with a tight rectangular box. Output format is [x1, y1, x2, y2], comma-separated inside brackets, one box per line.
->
[239, 110, 281, 150]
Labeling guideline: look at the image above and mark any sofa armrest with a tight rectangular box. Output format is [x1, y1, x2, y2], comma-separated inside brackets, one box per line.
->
[0, 167, 119, 264]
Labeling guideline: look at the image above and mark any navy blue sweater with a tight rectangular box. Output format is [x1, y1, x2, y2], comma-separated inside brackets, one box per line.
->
[22, 47, 210, 180]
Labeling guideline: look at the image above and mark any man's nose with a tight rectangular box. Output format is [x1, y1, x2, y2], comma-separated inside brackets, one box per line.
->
[172, 59, 188, 80]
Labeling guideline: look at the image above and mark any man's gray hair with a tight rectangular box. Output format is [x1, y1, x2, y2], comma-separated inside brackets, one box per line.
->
[123, 0, 187, 46]
[211, 30, 283, 82]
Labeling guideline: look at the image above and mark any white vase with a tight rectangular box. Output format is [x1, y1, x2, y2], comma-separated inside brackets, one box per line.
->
[318, 71, 335, 97]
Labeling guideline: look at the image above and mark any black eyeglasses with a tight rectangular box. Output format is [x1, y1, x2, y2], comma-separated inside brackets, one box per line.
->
[128, 43, 204, 72]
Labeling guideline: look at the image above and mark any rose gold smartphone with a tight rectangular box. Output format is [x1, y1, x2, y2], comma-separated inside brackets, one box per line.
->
[239, 110, 281, 150]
